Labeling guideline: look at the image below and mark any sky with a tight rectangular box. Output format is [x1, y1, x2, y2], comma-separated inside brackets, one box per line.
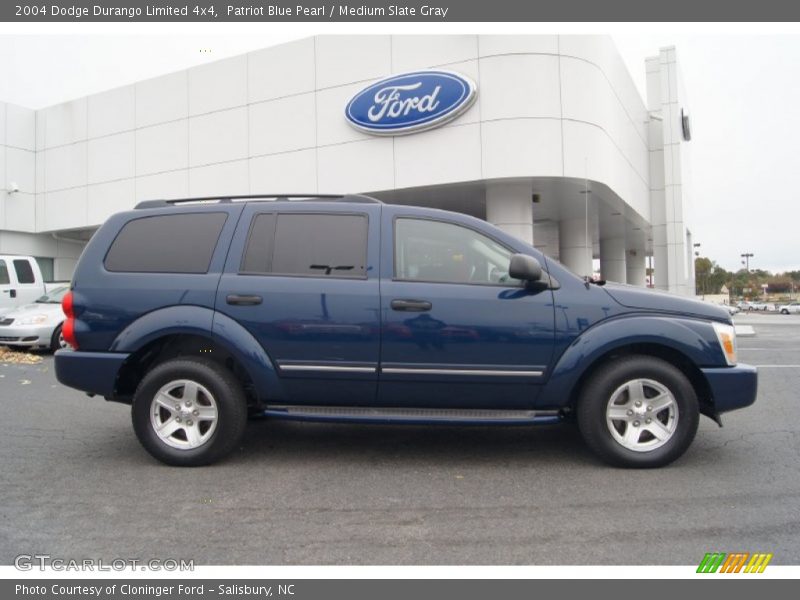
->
[0, 33, 798, 274]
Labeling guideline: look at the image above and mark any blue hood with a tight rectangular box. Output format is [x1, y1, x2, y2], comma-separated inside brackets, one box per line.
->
[602, 282, 731, 322]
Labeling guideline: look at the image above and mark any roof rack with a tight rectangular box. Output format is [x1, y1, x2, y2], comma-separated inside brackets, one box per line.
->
[134, 194, 382, 210]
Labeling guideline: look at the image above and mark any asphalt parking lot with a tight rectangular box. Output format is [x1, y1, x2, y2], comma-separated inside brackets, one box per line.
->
[1, 313, 799, 566]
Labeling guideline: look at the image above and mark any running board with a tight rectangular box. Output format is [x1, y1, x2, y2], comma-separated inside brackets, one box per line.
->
[263, 405, 562, 426]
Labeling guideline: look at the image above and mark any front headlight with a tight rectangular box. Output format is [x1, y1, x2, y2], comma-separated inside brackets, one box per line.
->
[15, 314, 49, 326]
[712, 322, 737, 366]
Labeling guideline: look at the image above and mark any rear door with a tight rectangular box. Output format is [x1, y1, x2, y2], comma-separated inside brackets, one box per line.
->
[217, 203, 382, 405]
[378, 209, 556, 409]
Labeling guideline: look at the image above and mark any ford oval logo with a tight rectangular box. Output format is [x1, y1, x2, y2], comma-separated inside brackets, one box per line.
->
[345, 70, 477, 136]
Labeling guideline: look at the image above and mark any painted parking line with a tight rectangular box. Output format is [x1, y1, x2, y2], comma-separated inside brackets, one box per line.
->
[739, 348, 800, 351]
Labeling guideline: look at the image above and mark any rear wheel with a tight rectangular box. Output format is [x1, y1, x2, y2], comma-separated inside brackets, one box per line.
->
[577, 356, 699, 468]
[132, 358, 247, 466]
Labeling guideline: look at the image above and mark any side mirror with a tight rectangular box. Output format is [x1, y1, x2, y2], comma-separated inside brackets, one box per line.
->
[509, 254, 543, 282]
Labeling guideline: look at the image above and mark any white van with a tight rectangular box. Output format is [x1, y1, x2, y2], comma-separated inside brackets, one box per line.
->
[0, 256, 67, 316]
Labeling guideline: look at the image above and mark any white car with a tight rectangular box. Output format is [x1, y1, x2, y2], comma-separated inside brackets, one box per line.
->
[747, 301, 774, 311]
[0, 285, 69, 352]
[779, 302, 800, 315]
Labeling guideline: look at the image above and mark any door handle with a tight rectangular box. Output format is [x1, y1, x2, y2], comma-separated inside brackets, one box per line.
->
[391, 299, 432, 312]
[226, 294, 262, 306]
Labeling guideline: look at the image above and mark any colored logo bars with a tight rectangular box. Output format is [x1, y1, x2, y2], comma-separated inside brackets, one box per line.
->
[697, 552, 773, 573]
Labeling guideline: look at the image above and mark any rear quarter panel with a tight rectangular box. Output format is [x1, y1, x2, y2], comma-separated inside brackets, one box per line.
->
[69, 205, 244, 351]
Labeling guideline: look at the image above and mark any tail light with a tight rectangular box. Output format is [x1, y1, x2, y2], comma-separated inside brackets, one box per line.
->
[62, 291, 78, 349]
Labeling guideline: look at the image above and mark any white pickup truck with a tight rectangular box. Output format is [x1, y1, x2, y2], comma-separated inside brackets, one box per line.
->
[0, 255, 67, 317]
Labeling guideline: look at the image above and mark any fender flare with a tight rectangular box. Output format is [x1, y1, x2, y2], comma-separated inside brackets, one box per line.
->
[538, 315, 726, 408]
[110, 305, 285, 403]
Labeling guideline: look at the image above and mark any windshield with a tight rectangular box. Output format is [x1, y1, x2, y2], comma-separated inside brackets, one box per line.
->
[35, 286, 69, 304]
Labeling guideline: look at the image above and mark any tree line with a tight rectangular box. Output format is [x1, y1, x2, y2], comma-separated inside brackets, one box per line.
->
[694, 256, 799, 297]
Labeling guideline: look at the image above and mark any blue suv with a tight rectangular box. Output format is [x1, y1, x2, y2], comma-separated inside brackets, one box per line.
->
[54, 195, 757, 467]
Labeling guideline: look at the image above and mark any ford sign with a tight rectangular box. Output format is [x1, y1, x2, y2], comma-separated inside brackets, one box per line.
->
[345, 70, 477, 136]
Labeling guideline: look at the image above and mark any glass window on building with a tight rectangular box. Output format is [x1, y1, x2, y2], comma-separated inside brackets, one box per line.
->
[35, 257, 55, 283]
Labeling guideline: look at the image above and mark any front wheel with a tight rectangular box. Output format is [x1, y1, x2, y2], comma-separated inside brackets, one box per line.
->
[50, 324, 68, 353]
[131, 358, 247, 466]
[781, 309, 789, 315]
[577, 356, 699, 468]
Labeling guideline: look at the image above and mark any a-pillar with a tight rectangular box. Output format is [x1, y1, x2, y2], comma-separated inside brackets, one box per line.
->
[599, 237, 627, 283]
[559, 218, 592, 277]
[485, 182, 533, 245]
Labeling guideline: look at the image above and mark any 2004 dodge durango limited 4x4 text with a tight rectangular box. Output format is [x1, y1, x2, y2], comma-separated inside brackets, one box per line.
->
[54, 194, 757, 468]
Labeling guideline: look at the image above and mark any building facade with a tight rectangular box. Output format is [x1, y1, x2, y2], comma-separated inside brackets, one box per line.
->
[0, 34, 695, 292]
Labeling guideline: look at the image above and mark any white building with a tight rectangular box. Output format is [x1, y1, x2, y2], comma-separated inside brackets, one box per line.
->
[0, 35, 695, 293]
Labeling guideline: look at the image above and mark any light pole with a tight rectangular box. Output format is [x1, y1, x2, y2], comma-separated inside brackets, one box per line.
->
[693, 243, 702, 295]
[740, 253, 754, 301]
[741, 252, 754, 273]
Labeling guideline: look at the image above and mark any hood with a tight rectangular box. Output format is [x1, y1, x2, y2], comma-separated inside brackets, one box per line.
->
[602, 282, 731, 322]
[2, 302, 64, 320]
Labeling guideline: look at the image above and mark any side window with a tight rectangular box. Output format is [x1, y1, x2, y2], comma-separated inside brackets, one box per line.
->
[105, 213, 228, 274]
[269, 213, 368, 278]
[240, 213, 276, 273]
[13, 259, 35, 284]
[0, 260, 9, 285]
[394, 218, 520, 286]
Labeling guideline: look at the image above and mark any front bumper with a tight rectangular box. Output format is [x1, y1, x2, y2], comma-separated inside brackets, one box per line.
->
[701, 363, 758, 413]
[0, 323, 57, 347]
[54, 349, 130, 398]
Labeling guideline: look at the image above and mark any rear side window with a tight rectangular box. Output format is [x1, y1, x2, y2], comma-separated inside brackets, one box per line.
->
[0, 260, 9, 285]
[240, 213, 276, 274]
[105, 213, 228, 273]
[241, 213, 367, 278]
[13, 259, 35, 284]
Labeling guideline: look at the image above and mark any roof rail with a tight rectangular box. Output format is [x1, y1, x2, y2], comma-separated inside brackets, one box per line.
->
[134, 194, 382, 210]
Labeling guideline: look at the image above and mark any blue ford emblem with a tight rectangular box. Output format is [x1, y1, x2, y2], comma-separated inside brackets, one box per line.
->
[345, 70, 477, 135]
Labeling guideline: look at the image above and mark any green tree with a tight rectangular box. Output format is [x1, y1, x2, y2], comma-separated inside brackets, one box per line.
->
[694, 257, 731, 295]
[694, 257, 713, 295]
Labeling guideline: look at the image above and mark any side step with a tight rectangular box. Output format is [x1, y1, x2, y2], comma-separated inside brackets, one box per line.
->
[263, 405, 562, 426]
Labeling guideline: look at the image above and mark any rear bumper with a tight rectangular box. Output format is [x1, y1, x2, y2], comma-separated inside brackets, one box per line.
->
[701, 363, 758, 413]
[54, 349, 130, 398]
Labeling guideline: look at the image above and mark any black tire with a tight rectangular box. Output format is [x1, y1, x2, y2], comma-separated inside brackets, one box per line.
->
[782, 309, 789, 315]
[577, 356, 699, 468]
[49, 324, 65, 353]
[131, 358, 247, 466]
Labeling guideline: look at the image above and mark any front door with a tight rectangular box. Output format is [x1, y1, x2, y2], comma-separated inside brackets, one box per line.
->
[378, 211, 555, 409]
